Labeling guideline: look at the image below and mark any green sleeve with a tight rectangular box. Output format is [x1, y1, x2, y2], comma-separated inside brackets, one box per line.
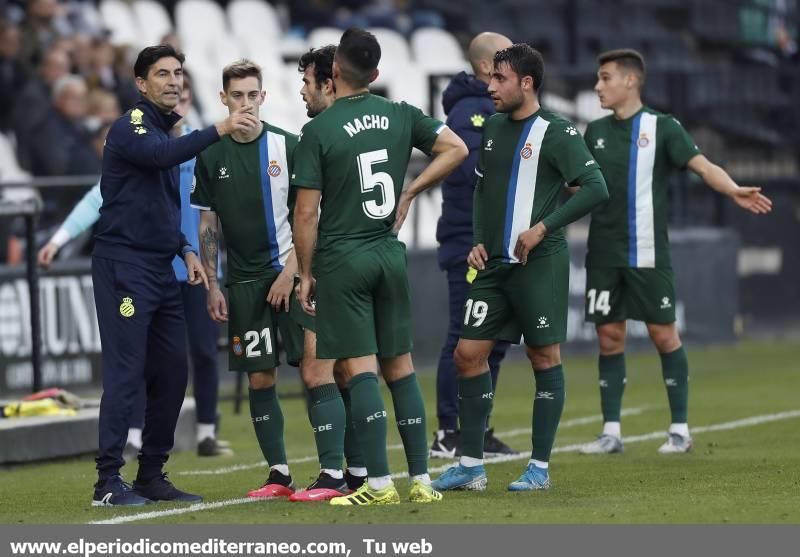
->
[190, 152, 214, 210]
[541, 168, 609, 232]
[406, 102, 446, 155]
[473, 170, 484, 245]
[583, 121, 595, 151]
[285, 132, 299, 226]
[664, 116, 701, 168]
[472, 132, 489, 245]
[290, 124, 323, 190]
[548, 121, 600, 184]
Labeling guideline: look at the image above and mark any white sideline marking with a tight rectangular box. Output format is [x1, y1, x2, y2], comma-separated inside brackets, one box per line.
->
[177, 407, 652, 477]
[89, 409, 800, 525]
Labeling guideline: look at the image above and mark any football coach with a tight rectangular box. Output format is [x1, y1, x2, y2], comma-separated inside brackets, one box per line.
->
[91, 44, 258, 506]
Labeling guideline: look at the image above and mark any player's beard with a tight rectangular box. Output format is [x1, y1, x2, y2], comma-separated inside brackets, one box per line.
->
[496, 89, 524, 114]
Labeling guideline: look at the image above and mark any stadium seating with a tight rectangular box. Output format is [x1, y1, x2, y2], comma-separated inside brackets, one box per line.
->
[131, 0, 174, 48]
[98, 0, 139, 48]
[410, 27, 468, 73]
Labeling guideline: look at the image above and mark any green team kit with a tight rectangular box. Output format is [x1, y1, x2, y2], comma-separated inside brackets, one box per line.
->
[463, 108, 605, 346]
[191, 122, 304, 371]
[291, 92, 445, 359]
[583, 107, 700, 324]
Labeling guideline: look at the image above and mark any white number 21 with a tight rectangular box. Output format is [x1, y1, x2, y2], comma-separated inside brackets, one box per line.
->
[244, 328, 273, 358]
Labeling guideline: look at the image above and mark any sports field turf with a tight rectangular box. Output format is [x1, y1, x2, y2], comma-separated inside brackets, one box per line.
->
[1, 340, 798, 524]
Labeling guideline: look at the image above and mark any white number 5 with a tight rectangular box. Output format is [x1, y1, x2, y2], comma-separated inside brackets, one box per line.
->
[357, 149, 396, 219]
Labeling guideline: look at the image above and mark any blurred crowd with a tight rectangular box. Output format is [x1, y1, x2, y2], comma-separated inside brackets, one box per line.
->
[1, 0, 140, 179]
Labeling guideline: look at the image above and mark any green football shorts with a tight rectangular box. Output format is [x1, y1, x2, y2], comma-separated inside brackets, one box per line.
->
[314, 238, 413, 360]
[227, 275, 304, 372]
[460, 248, 569, 347]
[584, 267, 677, 324]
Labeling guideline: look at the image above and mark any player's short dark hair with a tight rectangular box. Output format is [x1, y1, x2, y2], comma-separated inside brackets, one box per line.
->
[133, 44, 185, 79]
[494, 43, 545, 92]
[222, 59, 263, 91]
[597, 48, 646, 87]
[298, 45, 336, 88]
[335, 27, 380, 88]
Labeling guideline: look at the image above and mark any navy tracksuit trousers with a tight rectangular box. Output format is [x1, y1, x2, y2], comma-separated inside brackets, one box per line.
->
[93, 256, 189, 482]
[129, 282, 219, 429]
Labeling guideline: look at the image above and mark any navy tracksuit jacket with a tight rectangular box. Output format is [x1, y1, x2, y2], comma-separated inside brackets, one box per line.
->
[93, 97, 220, 481]
[435, 72, 509, 430]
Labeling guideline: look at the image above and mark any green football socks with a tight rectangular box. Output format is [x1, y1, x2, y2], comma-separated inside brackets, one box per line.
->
[308, 383, 346, 471]
[660, 346, 689, 424]
[348, 373, 391, 478]
[387, 373, 428, 477]
[531, 365, 565, 462]
[248, 386, 287, 466]
[599, 353, 626, 423]
[340, 387, 366, 470]
[458, 372, 494, 460]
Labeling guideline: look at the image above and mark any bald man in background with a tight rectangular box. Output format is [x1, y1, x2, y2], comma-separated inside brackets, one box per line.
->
[431, 32, 517, 459]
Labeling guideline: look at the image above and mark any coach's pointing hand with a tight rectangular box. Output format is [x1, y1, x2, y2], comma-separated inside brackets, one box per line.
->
[215, 105, 259, 136]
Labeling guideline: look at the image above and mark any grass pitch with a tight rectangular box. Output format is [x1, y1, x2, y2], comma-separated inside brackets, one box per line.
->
[1, 340, 798, 525]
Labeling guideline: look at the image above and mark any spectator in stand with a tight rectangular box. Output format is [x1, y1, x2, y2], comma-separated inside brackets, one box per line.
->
[18, 0, 72, 69]
[86, 88, 121, 130]
[0, 19, 28, 131]
[26, 74, 100, 176]
[84, 36, 138, 111]
[12, 44, 69, 167]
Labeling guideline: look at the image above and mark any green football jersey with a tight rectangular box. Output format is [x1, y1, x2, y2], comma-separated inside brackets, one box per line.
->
[584, 107, 700, 269]
[476, 108, 599, 264]
[191, 122, 298, 284]
[290, 92, 444, 272]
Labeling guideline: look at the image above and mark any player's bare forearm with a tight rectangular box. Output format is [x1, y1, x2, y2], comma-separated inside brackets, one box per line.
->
[282, 248, 298, 277]
[293, 188, 321, 279]
[405, 128, 468, 198]
[199, 210, 219, 287]
[689, 155, 738, 197]
[688, 154, 772, 214]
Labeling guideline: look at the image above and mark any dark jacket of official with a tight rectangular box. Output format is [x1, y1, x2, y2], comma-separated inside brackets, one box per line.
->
[436, 71, 495, 269]
[93, 97, 219, 269]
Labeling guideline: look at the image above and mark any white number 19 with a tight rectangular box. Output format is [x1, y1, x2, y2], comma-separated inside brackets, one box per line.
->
[464, 299, 488, 327]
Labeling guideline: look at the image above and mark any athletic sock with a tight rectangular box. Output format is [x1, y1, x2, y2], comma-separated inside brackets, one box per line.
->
[660, 346, 689, 424]
[531, 365, 566, 462]
[348, 373, 390, 478]
[249, 386, 287, 466]
[340, 388, 366, 469]
[196, 423, 215, 443]
[387, 373, 428, 477]
[308, 383, 346, 471]
[598, 353, 626, 424]
[458, 372, 493, 460]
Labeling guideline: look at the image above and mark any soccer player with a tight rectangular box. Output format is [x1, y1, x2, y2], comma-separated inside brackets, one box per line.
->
[292, 28, 468, 505]
[191, 60, 303, 498]
[432, 44, 609, 493]
[432, 31, 516, 459]
[287, 44, 368, 502]
[578, 49, 772, 455]
[38, 74, 232, 459]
